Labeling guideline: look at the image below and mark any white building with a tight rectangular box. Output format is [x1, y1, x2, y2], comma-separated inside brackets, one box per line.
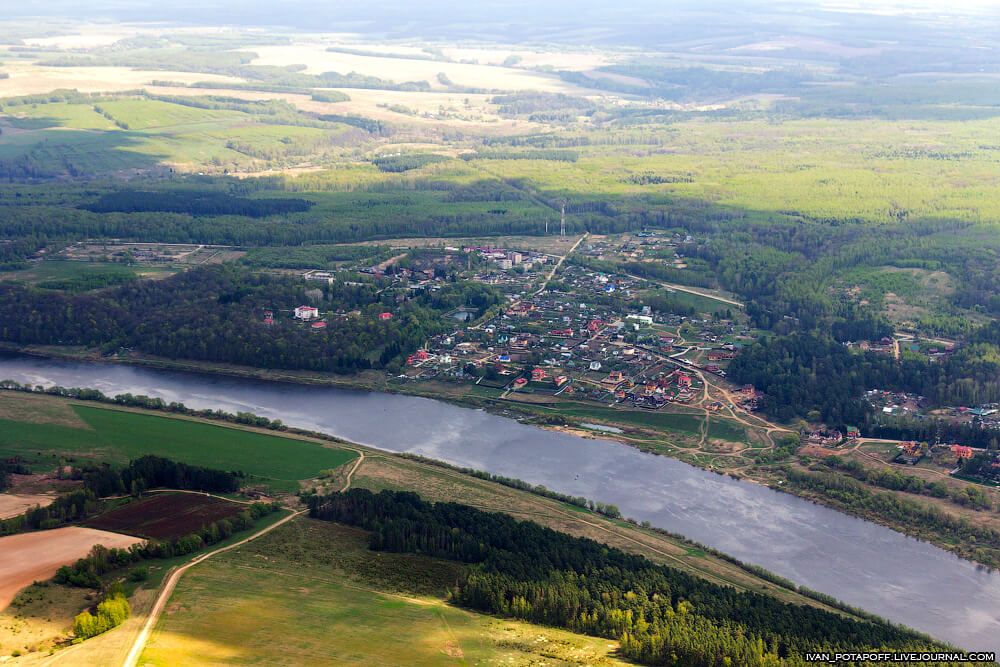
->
[294, 305, 320, 321]
[498, 259, 513, 270]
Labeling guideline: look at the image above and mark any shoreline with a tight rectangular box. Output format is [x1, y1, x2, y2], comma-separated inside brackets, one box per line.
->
[1, 342, 997, 573]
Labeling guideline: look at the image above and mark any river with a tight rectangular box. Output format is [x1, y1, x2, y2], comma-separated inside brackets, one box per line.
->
[1, 352, 998, 652]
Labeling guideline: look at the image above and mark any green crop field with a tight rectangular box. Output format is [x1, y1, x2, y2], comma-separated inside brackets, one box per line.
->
[140, 518, 629, 666]
[0, 404, 357, 491]
[0, 260, 173, 287]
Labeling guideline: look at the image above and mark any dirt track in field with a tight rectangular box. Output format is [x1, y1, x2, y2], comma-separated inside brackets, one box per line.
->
[0, 527, 142, 608]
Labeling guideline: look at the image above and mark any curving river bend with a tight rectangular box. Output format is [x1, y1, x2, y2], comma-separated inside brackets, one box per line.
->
[1, 352, 998, 652]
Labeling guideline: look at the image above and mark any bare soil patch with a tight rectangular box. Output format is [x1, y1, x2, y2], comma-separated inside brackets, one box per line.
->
[0, 527, 142, 608]
[0, 493, 56, 519]
[86, 493, 244, 540]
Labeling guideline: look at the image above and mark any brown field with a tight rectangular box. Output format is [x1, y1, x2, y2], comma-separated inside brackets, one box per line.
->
[86, 493, 244, 540]
[0, 527, 142, 608]
[0, 391, 92, 429]
[0, 493, 55, 520]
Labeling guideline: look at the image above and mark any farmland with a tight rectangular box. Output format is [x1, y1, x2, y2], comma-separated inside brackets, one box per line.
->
[3, 5, 1000, 663]
[0, 493, 54, 519]
[0, 527, 141, 608]
[0, 399, 358, 492]
[0, 397, 943, 664]
[86, 493, 246, 540]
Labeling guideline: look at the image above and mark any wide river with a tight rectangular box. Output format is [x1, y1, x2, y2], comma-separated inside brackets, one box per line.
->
[1, 353, 998, 651]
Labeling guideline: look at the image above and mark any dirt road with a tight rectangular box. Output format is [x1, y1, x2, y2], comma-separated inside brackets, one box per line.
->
[121, 509, 304, 667]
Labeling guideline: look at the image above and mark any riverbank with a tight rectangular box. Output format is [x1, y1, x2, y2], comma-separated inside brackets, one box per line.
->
[2, 349, 999, 649]
[3, 342, 1000, 574]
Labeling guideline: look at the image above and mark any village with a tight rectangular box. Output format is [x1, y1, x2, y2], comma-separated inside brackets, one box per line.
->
[248, 235, 1000, 495]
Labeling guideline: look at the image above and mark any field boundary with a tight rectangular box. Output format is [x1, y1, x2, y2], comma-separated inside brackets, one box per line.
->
[121, 508, 303, 667]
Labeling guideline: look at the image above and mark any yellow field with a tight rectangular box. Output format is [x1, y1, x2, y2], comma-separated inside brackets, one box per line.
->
[0, 65, 242, 97]
[140, 519, 629, 666]
[247, 43, 595, 93]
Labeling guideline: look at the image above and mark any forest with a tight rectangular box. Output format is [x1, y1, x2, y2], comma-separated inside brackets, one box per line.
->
[82, 190, 314, 217]
[0, 265, 497, 372]
[305, 488, 959, 667]
[729, 330, 1000, 427]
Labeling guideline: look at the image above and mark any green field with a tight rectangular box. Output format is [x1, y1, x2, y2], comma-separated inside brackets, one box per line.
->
[0, 259, 174, 289]
[0, 403, 357, 491]
[140, 518, 629, 666]
[540, 402, 746, 443]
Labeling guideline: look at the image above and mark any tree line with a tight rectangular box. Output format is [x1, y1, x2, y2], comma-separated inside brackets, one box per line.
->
[0, 455, 243, 536]
[0, 264, 477, 373]
[82, 190, 314, 217]
[729, 330, 1000, 427]
[55, 501, 281, 589]
[305, 488, 956, 666]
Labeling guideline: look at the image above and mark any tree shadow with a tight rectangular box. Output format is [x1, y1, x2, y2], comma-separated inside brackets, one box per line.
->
[0, 118, 170, 181]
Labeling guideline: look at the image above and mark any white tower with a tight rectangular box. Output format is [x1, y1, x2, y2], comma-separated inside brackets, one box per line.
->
[560, 203, 566, 237]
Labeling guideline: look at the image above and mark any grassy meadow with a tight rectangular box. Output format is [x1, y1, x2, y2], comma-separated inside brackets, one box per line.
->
[0, 397, 357, 491]
[139, 517, 626, 666]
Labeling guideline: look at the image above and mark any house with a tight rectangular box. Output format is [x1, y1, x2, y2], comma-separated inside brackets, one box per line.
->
[294, 305, 320, 321]
[898, 441, 923, 464]
[589, 361, 602, 371]
[554, 375, 569, 387]
[845, 426, 861, 439]
[311, 321, 327, 330]
[513, 378, 528, 389]
[379, 312, 393, 321]
[952, 445, 973, 459]
[531, 368, 546, 381]
[677, 374, 692, 388]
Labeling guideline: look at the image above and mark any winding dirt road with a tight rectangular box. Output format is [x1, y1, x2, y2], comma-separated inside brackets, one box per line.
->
[121, 449, 366, 667]
[121, 509, 304, 667]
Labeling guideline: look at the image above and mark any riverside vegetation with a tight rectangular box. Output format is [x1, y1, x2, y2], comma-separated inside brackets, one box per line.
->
[4, 4, 1000, 663]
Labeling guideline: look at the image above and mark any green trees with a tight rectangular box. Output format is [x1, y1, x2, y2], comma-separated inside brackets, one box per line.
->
[0, 264, 463, 373]
[307, 488, 953, 666]
[73, 591, 131, 640]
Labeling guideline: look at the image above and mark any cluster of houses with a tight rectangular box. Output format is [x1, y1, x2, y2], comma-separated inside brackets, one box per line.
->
[863, 390, 929, 417]
[464, 245, 549, 272]
[865, 389, 1000, 430]
[579, 230, 695, 268]
[847, 337, 957, 364]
